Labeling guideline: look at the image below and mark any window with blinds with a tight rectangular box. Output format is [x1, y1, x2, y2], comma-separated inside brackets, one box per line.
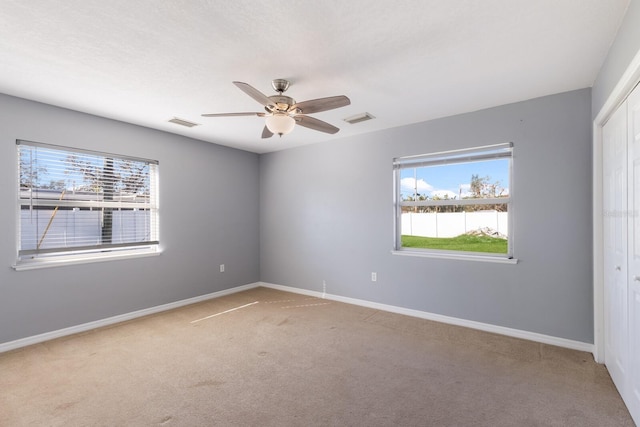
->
[16, 140, 159, 268]
[393, 143, 513, 259]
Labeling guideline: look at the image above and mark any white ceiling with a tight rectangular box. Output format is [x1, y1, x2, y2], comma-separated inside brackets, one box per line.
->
[0, 0, 630, 154]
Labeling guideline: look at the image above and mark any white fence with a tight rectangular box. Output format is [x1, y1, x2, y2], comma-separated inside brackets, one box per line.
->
[401, 211, 508, 238]
[20, 209, 151, 250]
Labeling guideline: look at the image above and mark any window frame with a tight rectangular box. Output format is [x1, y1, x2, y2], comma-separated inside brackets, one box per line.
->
[392, 142, 516, 263]
[14, 140, 160, 270]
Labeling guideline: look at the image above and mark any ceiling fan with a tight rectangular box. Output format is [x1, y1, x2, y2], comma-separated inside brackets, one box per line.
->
[202, 79, 351, 138]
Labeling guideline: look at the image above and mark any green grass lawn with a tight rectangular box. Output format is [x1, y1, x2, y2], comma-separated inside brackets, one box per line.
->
[401, 234, 508, 254]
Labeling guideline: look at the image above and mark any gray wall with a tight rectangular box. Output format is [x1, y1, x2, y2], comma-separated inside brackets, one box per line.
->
[0, 93, 260, 344]
[260, 88, 594, 343]
[592, 0, 640, 117]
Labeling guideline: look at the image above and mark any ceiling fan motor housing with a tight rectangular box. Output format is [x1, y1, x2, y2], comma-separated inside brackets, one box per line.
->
[266, 95, 296, 113]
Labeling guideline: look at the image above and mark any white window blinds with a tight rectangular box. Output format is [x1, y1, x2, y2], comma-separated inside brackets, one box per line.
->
[17, 140, 159, 262]
[393, 142, 513, 169]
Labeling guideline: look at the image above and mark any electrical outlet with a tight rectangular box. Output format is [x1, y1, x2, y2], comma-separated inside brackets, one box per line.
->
[371, 272, 377, 282]
[220, 264, 225, 273]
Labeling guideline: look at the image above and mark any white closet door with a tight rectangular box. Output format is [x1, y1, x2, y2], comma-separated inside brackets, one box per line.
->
[603, 101, 628, 394]
[627, 83, 640, 423]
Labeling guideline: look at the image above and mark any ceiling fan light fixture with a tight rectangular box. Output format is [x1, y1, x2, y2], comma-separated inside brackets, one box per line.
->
[265, 114, 295, 136]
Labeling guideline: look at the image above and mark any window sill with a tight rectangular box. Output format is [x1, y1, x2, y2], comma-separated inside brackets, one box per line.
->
[12, 248, 161, 271]
[391, 249, 518, 264]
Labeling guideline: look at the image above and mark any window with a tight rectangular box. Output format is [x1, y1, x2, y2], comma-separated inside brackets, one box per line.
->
[393, 143, 513, 261]
[15, 140, 159, 269]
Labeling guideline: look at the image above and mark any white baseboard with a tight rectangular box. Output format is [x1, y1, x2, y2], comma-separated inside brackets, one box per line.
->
[1, 281, 594, 355]
[259, 282, 595, 354]
[0, 282, 260, 354]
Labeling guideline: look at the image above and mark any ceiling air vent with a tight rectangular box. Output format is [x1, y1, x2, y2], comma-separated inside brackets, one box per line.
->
[168, 117, 200, 128]
[344, 112, 375, 125]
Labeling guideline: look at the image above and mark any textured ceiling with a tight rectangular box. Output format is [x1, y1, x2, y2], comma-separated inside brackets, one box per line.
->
[0, 0, 630, 153]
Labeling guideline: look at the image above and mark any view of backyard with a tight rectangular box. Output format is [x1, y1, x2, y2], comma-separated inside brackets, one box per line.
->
[395, 143, 512, 256]
[401, 233, 508, 254]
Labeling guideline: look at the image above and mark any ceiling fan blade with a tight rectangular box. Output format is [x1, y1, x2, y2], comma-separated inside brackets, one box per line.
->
[233, 81, 274, 107]
[294, 115, 340, 134]
[201, 112, 264, 117]
[261, 126, 274, 139]
[292, 95, 350, 114]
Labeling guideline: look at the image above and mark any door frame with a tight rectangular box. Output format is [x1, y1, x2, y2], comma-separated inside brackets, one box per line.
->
[593, 50, 640, 363]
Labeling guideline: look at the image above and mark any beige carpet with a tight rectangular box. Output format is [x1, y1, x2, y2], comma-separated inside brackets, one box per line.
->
[0, 287, 634, 426]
